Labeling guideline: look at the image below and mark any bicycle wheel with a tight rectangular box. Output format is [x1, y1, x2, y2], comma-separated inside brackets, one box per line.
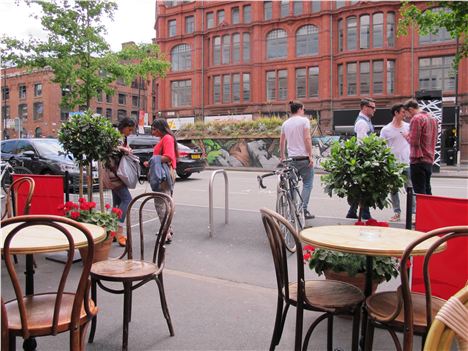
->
[291, 187, 305, 231]
[1, 166, 32, 193]
[276, 192, 297, 253]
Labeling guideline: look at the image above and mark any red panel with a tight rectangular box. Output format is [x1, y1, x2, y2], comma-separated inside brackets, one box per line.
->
[12, 174, 64, 216]
[413, 194, 468, 299]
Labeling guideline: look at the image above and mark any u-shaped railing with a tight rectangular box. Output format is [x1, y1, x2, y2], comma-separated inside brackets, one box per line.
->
[208, 169, 229, 237]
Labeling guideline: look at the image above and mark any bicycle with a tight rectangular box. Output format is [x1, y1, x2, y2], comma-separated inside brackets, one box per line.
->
[257, 159, 305, 252]
[1, 160, 32, 194]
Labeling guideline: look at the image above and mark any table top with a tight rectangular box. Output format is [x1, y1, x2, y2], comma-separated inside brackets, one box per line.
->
[1, 221, 106, 255]
[301, 225, 445, 257]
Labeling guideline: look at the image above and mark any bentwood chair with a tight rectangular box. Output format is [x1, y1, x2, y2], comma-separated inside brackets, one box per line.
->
[1, 215, 98, 351]
[260, 208, 364, 351]
[424, 285, 468, 351]
[88, 192, 175, 351]
[1, 298, 8, 351]
[364, 226, 468, 351]
[2, 177, 35, 219]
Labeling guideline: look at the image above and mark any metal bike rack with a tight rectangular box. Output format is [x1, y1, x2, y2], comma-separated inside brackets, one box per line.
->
[208, 169, 229, 237]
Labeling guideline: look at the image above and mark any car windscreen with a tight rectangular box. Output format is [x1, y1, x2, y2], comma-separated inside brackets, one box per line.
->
[33, 139, 69, 157]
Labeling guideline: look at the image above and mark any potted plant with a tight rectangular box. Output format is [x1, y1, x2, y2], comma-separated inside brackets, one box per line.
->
[60, 197, 123, 262]
[303, 245, 399, 292]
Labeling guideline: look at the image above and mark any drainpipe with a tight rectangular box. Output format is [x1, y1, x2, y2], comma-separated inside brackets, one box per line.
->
[201, 0, 205, 121]
[455, 36, 460, 168]
[411, 22, 414, 97]
[330, 13, 334, 131]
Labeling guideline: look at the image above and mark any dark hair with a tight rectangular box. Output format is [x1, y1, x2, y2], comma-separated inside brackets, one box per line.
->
[117, 117, 136, 131]
[151, 118, 179, 158]
[360, 97, 376, 109]
[391, 103, 405, 116]
[289, 100, 304, 114]
[404, 99, 419, 110]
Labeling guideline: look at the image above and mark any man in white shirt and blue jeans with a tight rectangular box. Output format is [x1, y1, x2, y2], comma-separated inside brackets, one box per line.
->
[280, 100, 315, 219]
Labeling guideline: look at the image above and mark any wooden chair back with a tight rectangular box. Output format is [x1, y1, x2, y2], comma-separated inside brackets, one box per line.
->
[398, 226, 468, 351]
[2, 177, 35, 219]
[424, 285, 468, 351]
[124, 192, 174, 266]
[1, 215, 95, 340]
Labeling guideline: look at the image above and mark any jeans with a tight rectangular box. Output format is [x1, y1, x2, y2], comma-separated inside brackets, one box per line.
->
[347, 201, 371, 220]
[391, 167, 414, 214]
[292, 159, 314, 210]
[410, 163, 433, 195]
[112, 185, 132, 226]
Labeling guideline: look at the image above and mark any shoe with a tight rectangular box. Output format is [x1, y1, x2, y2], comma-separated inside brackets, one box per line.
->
[304, 210, 315, 220]
[346, 213, 358, 219]
[389, 213, 401, 222]
[165, 231, 173, 244]
[117, 236, 127, 247]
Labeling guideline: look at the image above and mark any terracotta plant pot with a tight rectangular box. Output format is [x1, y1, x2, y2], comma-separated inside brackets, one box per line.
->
[79, 234, 113, 263]
[323, 269, 381, 294]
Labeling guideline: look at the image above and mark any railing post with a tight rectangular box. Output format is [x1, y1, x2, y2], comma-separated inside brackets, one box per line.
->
[405, 186, 413, 230]
[209, 169, 229, 237]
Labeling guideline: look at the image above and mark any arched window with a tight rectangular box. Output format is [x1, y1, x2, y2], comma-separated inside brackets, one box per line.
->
[296, 25, 319, 57]
[267, 29, 287, 59]
[419, 8, 451, 44]
[346, 16, 357, 50]
[171, 44, 192, 71]
[372, 13, 383, 48]
[35, 127, 42, 138]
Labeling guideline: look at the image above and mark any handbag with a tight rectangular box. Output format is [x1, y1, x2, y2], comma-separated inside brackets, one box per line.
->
[116, 153, 141, 189]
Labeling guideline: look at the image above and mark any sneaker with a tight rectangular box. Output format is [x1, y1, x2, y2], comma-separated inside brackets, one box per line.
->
[304, 210, 315, 220]
[389, 213, 401, 222]
[346, 213, 358, 219]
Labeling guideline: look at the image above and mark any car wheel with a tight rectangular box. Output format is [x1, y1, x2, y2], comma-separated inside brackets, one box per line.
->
[177, 172, 191, 179]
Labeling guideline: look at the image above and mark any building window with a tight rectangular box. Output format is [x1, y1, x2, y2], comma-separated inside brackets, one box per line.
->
[296, 67, 319, 98]
[280, 1, 289, 18]
[131, 111, 138, 119]
[360, 61, 370, 94]
[373, 60, 383, 94]
[2, 105, 10, 119]
[338, 19, 343, 52]
[387, 60, 395, 94]
[232, 34, 240, 64]
[232, 7, 240, 24]
[387, 12, 395, 47]
[34, 83, 42, 97]
[118, 109, 127, 120]
[232, 74, 240, 102]
[35, 127, 42, 138]
[19, 85, 26, 99]
[347, 16, 357, 51]
[222, 35, 231, 64]
[278, 70, 288, 100]
[264, 1, 272, 20]
[266, 71, 276, 100]
[96, 107, 102, 115]
[267, 29, 287, 60]
[222, 75, 231, 103]
[217, 10, 225, 24]
[106, 108, 112, 119]
[296, 68, 306, 98]
[18, 104, 27, 119]
[171, 44, 192, 71]
[336, 0, 345, 9]
[419, 8, 452, 44]
[308, 67, 319, 97]
[293, 1, 303, 15]
[213, 36, 221, 65]
[118, 93, 126, 105]
[372, 13, 383, 48]
[296, 25, 318, 57]
[243, 33, 250, 63]
[106, 94, 112, 103]
[207, 12, 214, 29]
[243, 5, 251, 23]
[171, 80, 191, 107]
[347, 62, 357, 95]
[132, 95, 140, 108]
[33, 102, 43, 120]
[96, 90, 102, 102]
[185, 16, 194, 34]
[213, 76, 221, 103]
[267, 70, 288, 101]
[338, 64, 343, 96]
[311, 1, 320, 12]
[242, 73, 250, 101]
[419, 56, 455, 91]
[360, 15, 369, 49]
[1, 87, 9, 100]
[168, 19, 176, 37]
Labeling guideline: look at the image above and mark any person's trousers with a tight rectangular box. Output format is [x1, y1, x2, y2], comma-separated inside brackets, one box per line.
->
[292, 159, 314, 211]
[112, 185, 132, 226]
[391, 167, 414, 214]
[410, 162, 433, 195]
[347, 201, 371, 220]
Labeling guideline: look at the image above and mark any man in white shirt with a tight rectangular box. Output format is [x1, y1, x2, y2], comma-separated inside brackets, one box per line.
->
[380, 103, 411, 222]
[346, 98, 376, 220]
[280, 100, 314, 219]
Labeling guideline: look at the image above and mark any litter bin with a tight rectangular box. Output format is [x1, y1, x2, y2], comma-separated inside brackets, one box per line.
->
[445, 148, 456, 166]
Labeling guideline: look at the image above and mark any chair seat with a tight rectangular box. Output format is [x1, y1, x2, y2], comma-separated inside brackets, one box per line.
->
[289, 280, 364, 310]
[366, 291, 446, 332]
[90, 259, 159, 282]
[5, 293, 97, 337]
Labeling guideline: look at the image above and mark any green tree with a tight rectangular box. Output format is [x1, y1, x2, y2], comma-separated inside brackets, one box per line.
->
[398, 1, 468, 69]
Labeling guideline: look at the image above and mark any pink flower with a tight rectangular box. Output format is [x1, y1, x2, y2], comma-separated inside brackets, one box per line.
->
[366, 219, 378, 225]
[112, 207, 123, 219]
[108, 231, 116, 238]
[78, 197, 86, 203]
[303, 245, 314, 252]
[70, 211, 80, 219]
[303, 252, 311, 261]
[88, 202, 96, 209]
[354, 220, 366, 226]
[80, 202, 90, 211]
[105, 203, 111, 209]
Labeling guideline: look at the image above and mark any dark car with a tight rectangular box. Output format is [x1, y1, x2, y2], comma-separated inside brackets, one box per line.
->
[0, 138, 98, 192]
[127, 135, 206, 179]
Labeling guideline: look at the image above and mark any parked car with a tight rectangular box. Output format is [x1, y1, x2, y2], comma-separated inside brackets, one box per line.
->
[127, 135, 206, 179]
[0, 138, 98, 192]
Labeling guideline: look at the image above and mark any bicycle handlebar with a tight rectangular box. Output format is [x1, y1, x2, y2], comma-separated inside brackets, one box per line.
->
[257, 172, 276, 189]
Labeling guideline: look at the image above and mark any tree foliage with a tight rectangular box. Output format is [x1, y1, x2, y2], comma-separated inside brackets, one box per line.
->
[0, 0, 170, 109]
[398, 1, 468, 69]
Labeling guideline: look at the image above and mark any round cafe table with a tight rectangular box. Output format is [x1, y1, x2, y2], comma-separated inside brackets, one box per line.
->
[300, 225, 445, 349]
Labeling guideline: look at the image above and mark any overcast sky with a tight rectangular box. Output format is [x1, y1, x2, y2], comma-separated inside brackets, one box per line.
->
[0, 0, 157, 52]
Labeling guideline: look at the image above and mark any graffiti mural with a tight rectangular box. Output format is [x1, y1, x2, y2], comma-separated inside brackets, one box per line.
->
[417, 98, 442, 172]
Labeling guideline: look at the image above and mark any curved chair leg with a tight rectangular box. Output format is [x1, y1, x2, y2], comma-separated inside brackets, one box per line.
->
[79, 322, 91, 351]
[155, 277, 174, 336]
[351, 306, 361, 351]
[302, 313, 329, 351]
[122, 282, 132, 351]
[327, 315, 334, 351]
[364, 319, 375, 351]
[269, 296, 285, 350]
[386, 327, 402, 351]
[88, 278, 98, 343]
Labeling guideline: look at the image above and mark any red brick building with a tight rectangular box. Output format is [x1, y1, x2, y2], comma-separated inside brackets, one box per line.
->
[155, 0, 468, 162]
